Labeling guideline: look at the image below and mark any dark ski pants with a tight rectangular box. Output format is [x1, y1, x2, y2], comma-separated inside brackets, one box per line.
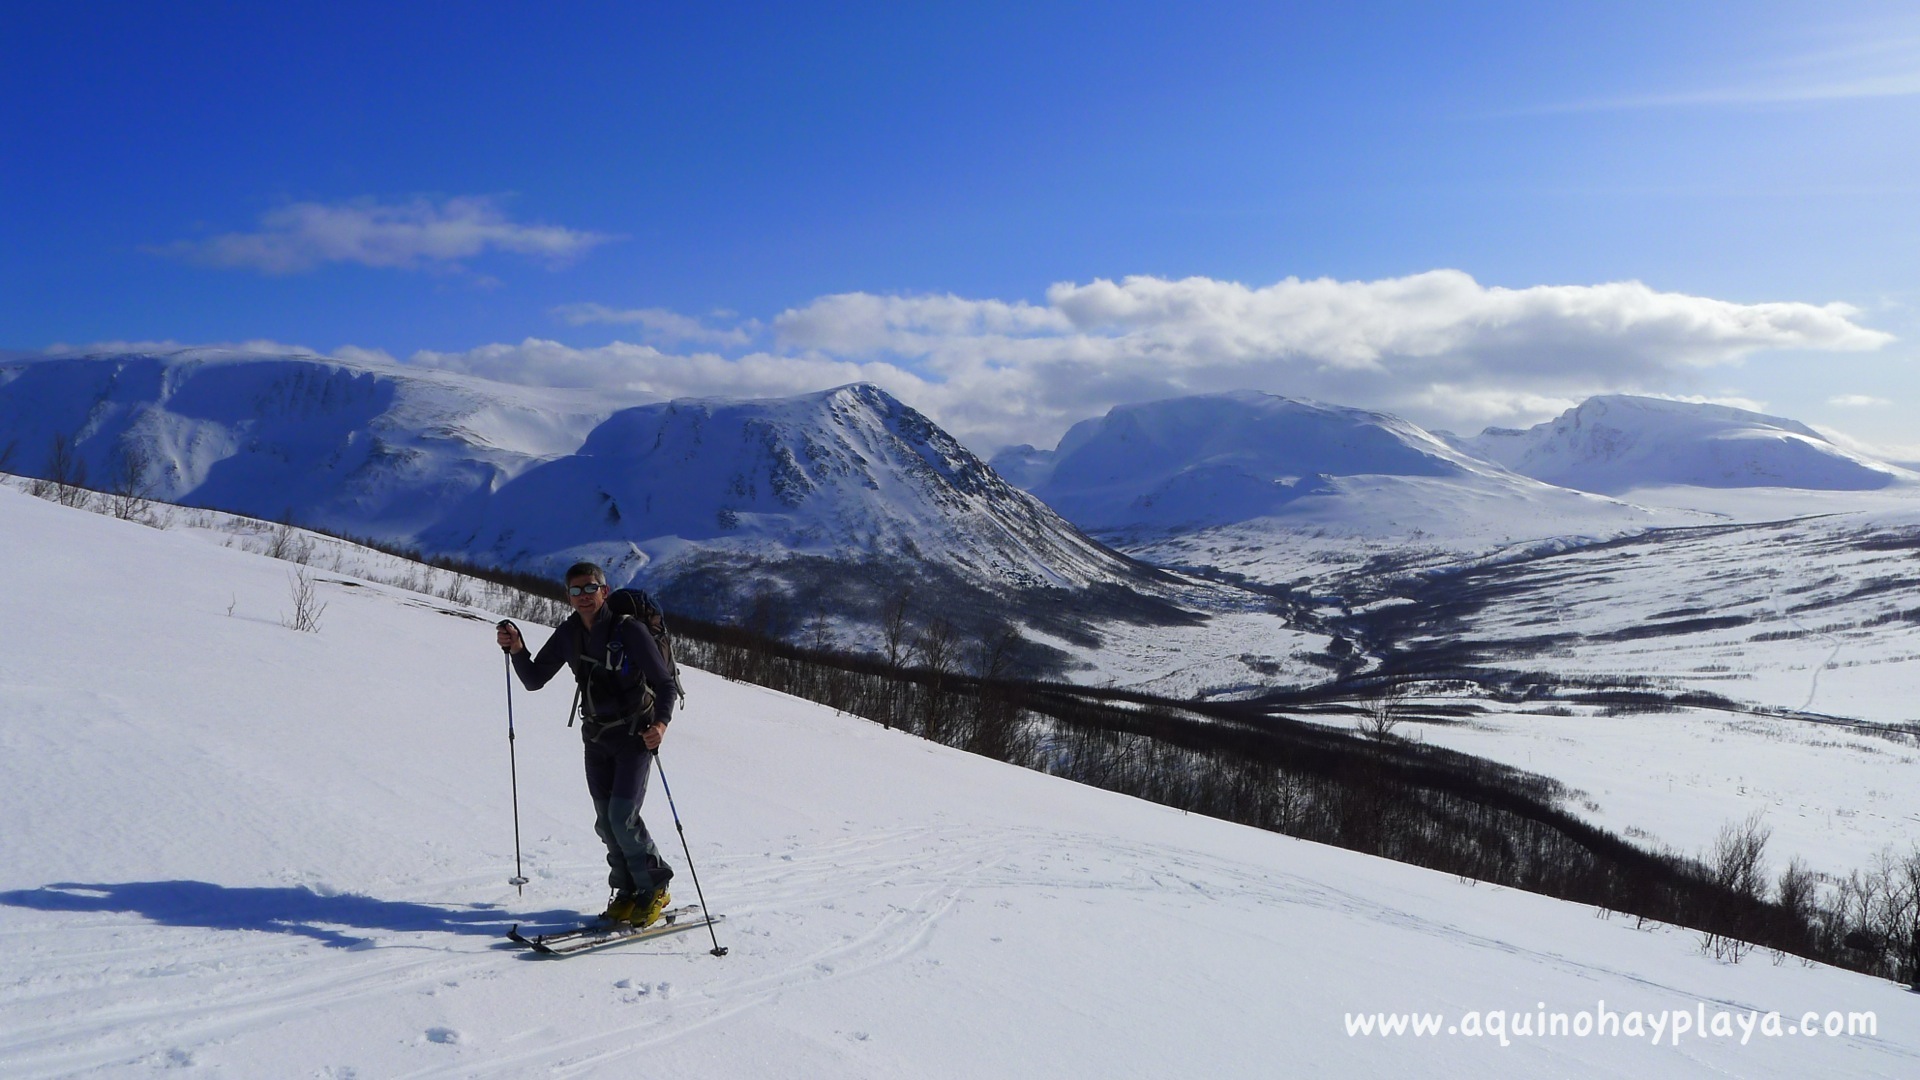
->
[583, 731, 674, 896]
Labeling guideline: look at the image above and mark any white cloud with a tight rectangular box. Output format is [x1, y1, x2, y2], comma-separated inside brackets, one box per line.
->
[44, 271, 1896, 456]
[43, 338, 318, 358]
[777, 292, 1071, 354]
[763, 271, 1891, 449]
[1828, 393, 1893, 407]
[550, 304, 758, 347]
[156, 196, 615, 274]
[399, 337, 933, 406]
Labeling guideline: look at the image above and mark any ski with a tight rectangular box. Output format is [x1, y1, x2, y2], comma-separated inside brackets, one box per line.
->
[507, 905, 725, 956]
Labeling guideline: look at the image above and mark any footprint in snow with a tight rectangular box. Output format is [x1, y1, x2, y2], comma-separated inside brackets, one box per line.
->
[424, 1027, 461, 1045]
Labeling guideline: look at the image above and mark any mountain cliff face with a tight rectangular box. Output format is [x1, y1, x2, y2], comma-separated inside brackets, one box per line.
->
[0, 350, 644, 537]
[1459, 396, 1909, 495]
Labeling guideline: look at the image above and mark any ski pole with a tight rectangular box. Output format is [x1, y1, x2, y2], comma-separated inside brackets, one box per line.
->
[500, 641, 530, 895]
[653, 750, 728, 957]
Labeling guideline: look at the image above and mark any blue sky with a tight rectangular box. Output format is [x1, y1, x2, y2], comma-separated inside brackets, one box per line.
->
[4, 1, 1917, 453]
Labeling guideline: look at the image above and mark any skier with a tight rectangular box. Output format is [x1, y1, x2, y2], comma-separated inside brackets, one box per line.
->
[495, 562, 679, 929]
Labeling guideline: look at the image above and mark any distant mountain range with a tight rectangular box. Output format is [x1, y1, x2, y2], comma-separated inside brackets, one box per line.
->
[5, 351, 1914, 672]
[986, 391, 1688, 564]
[988, 390, 1917, 590]
[0, 351, 1185, 666]
[993, 391, 1913, 535]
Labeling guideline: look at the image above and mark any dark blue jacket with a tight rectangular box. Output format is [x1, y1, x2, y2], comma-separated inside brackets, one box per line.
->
[511, 609, 676, 731]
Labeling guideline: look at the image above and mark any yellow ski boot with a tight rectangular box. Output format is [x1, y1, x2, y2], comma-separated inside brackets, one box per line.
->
[635, 888, 672, 929]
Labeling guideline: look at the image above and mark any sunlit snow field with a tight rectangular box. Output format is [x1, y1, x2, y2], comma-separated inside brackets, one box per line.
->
[2, 483, 1917, 1077]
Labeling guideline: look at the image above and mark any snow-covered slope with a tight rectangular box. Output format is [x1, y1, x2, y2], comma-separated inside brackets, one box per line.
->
[3, 486, 1914, 1078]
[1283, 508, 1920, 879]
[1332, 509, 1920, 726]
[1460, 396, 1915, 496]
[0, 348, 652, 538]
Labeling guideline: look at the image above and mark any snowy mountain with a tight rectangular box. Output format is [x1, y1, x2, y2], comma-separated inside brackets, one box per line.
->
[1458, 395, 1914, 495]
[0, 348, 651, 538]
[422, 382, 1178, 639]
[3, 483, 1913, 1078]
[0, 352, 1191, 664]
[992, 391, 1704, 587]
[997, 391, 1487, 532]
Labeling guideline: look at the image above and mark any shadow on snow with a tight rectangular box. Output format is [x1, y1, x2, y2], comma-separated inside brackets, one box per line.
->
[0, 880, 583, 948]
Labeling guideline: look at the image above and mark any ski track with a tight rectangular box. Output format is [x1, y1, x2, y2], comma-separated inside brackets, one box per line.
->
[6, 820, 1591, 1078]
[426, 826, 1009, 1079]
[1, 935, 498, 1077]
[409, 823, 1765, 1080]
[8, 780, 1917, 1077]
[0, 824, 1010, 1078]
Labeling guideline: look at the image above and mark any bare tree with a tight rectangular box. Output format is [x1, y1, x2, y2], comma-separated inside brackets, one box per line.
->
[1358, 676, 1412, 742]
[1702, 811, 1771, 962]
[105, 442, 156, 522]
[913, 616, 959, 678]
[43, 431, 92, 507]
[972, 621, 1023, 683]
[880, 587, 912, 669]
[1891, 847, 1920, 988]
[914, 616, 960, 741]
[283, 568, 327, 633]
[265, 515, 299, 561]
[1711, 811, 1772, 899]
[1778, 856, 1818, 923]
[806, 610, 833, 652]
[965, 621, 1028, 759]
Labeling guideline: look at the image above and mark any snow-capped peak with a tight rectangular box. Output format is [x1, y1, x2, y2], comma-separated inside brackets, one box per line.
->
[419, 381, 1159, 634]
[1462, 395, 1911, 495]
[994, 390, 1503, 532]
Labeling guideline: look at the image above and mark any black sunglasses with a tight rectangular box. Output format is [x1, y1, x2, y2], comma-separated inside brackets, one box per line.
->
[567, 583, 607, 596]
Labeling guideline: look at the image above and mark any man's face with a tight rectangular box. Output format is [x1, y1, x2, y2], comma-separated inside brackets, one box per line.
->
[566, 575, 608, 617]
